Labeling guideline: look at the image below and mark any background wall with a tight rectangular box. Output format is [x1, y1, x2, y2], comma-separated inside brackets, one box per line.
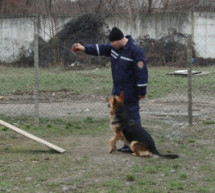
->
[106, 11, 215, 58]
[194, 12, 215, 58]
[106, 12, 190, 39]
[0, 17, 35, 63]
[0, 16, 71, 63]
[0, 11, 215, 63]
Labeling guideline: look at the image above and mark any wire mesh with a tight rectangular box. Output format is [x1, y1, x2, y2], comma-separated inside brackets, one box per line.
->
[0, 14, 214, 127]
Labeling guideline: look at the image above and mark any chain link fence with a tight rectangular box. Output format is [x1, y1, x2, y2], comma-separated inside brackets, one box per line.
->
[0, 13, 214, 128]
[191, 34, 215, 124]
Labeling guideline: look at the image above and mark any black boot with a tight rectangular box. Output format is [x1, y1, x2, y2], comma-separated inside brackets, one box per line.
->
[117, 144, 132, 153]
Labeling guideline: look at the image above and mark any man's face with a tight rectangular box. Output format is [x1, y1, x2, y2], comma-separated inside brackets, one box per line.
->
[110, 40, 122, 50]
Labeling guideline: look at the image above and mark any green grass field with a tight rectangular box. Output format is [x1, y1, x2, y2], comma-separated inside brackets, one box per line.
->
[0, 66, 214, 98]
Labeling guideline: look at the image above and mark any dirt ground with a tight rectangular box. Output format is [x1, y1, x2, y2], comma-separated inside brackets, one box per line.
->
[1, 116, 215, 192]
[0, 91, 214, 125]
[1, 92, 215, 192]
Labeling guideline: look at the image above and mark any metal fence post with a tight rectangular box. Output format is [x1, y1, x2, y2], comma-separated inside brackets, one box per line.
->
[187, 34, 193, 126]
[34, 15, 39, 126]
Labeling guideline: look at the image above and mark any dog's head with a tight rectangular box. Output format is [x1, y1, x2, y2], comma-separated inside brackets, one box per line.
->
[107, 92, 124, 115]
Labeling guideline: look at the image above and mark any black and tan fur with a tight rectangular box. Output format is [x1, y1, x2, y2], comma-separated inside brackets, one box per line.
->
[107, 92, 178, 159]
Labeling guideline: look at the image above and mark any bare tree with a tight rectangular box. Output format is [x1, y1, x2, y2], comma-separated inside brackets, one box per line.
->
[127, 0, 133, 34]
[1, 0, 215, 17]
[0, 0, 6, 15]
[148, 0, 152, 12]
[163, 0, 169, 10]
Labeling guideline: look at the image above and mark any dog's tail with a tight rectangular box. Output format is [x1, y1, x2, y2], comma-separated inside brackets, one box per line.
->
[153, 149, 179, 159]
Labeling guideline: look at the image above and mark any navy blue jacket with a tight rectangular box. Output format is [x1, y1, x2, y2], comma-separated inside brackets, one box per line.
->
[85, 36, 148, 103]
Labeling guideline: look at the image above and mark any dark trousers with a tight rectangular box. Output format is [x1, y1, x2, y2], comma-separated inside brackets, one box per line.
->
[120, 102, 141, 150]
[124, 102, 141, 125]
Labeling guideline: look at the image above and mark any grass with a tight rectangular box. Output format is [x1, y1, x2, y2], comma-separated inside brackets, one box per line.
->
[1, 116, 215, 193]
[0, 67, 112, 96]
[0, 66, 215, 98]
[0, 116, 109, 137]
[0, 66, 215, 192]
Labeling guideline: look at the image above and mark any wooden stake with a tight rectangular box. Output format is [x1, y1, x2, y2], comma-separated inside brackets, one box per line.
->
[0, 120, 66, 153]
[0, 96, 5, 101]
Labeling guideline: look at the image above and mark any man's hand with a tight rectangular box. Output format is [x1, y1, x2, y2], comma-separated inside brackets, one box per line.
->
[139, 95, 145, 100]
[72, 43, 86, 52]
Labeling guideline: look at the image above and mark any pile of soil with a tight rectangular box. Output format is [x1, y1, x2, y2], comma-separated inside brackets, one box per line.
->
[137, 29, 189, 67]
[18, 14, 110, 68]
[42, 14, 110, 68]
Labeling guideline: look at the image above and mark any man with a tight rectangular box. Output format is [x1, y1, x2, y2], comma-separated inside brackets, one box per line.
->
[73, 27, 148, 153]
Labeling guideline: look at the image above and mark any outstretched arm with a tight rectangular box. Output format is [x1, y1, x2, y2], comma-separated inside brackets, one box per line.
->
[73, 43, 112, 57]
[72, 43, 86, 52]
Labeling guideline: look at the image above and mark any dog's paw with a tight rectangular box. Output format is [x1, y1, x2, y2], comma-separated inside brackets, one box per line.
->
[109, 146, 116, 153]
[132, 152, 138, 156]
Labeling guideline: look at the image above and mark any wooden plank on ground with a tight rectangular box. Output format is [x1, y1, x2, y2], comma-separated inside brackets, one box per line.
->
[0, 119, 66, 153]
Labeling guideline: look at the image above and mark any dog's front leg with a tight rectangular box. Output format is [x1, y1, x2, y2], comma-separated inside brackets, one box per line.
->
[109, 134, 121, 153]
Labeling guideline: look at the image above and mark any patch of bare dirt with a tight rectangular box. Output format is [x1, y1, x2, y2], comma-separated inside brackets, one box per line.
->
[1, 92, 215, 127]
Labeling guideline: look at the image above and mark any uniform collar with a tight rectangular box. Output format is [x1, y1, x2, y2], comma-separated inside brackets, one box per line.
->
[123, 35, 133, 50]
[111, 35, 133, 52]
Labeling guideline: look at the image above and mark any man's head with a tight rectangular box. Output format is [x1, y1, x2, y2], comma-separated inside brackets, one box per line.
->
[109, 27, 124, 42]
[108, 27, 127, 50]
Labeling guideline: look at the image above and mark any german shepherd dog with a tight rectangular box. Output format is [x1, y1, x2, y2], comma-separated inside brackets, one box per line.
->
[107, 92, 178, 159]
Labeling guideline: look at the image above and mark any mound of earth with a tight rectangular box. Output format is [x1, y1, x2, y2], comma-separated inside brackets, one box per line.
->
[18, 14, 110, 68]
[137, 29, 189, 67]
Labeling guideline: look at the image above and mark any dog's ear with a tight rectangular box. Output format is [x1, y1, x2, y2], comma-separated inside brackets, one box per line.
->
[106, 97, 111, 108]
[119, 92, 124, 103]
[107, 96, 117, 106]
[113, 96, 117, 105]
